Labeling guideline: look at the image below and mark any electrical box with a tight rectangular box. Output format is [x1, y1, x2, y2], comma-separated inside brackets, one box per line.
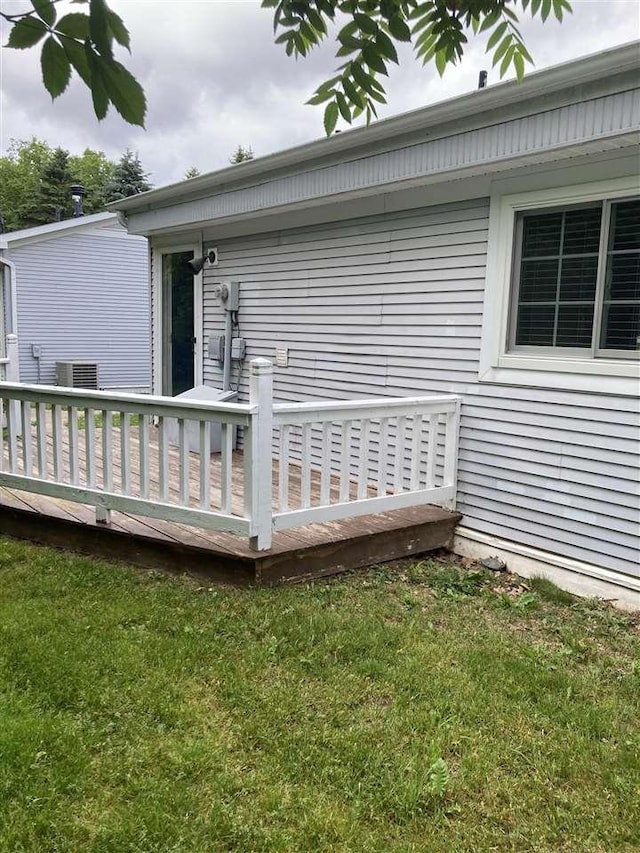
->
[231, 337, 246, 361]
[214, 280, 240, 312]
[208, 335, 225, 364]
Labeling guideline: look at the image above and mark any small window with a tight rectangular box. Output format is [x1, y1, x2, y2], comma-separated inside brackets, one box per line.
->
[509, 198, 640, 358]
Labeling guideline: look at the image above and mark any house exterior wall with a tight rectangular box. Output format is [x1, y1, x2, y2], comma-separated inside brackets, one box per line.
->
[200, 196, 639, 582]
[10, 231, 150, 390]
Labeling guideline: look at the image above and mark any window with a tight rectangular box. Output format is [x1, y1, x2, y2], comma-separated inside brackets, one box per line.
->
[479, 176, 640, 397]
[510, 198, 640, 357]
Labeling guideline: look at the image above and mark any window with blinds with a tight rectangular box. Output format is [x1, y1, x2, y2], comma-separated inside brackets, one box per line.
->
[510, 197, 640, 356]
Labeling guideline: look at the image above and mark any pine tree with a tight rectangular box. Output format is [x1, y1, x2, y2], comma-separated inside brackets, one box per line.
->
[104, 150, 152, 202]
[229, 145, 254, 165]
[21, 147, 74, 227]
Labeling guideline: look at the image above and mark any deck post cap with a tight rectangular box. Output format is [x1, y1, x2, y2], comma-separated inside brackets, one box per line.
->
[250, 357, 274, 375]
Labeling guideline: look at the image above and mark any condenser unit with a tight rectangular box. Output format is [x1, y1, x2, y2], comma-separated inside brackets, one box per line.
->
[56, 360, 99, 389]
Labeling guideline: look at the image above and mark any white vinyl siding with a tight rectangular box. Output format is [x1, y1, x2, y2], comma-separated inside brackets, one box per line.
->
[11, 232, 150, 390]
[201, 198, 639, 579]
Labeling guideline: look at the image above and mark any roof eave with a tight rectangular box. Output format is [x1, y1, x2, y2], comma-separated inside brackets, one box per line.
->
[108, 40, 640, 216]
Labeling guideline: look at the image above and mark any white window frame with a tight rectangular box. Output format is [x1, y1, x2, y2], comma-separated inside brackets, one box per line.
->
[479, 176, 640, 397]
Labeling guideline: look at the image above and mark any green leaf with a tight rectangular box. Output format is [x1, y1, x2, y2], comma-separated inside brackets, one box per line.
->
[375, 29, 399, 63]
[434, 48, 447, 76]
[60, 34, 91, 85]
[106, 9, 130, 49]
[6, 17, 48, 49]
[499, 44, 515, 77]
[351, 61, 379, 96]
[40, 36, 71, 97]
[324, 101, 339, 135]
[56, 13, 90, 39]
[100, 58, 147, 126]
[89, 0, 112, 57]
[491, 33, 512, 66]
[336, 90, 352, 123]
[32, 0, 56, 26]
[342, 76, 364, 108]
[541, 0, 552, 21]
[306, 88, 336, 105]
[307, 7, 326, 33]
[388, 15, 411, 41]
[86, 45, 109, 119]
[513, 50, 525, 80]
[363, 43, 387, 74]
[486, 21, 507, 50]
[354, 13, 378, 35]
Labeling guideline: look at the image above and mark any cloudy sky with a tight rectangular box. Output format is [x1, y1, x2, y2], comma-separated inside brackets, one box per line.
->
[1, 0, 638, 187]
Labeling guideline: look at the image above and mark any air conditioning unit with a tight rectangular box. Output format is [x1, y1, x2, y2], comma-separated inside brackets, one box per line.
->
[56, 360, 99, 389]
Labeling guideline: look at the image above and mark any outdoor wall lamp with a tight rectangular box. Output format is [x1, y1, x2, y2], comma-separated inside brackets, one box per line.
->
[187, 249, 218, 275]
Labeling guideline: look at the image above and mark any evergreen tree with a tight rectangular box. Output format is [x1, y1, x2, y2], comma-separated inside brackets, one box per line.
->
[21, 147, 74, 227]
[104, 150, 152, 202]
[229, 145, 254, 165]
[69, 148, 116, 214]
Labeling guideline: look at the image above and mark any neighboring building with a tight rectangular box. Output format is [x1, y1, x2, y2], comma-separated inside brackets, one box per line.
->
[110, 43, 640, 604]
[0, 212, 150, 391]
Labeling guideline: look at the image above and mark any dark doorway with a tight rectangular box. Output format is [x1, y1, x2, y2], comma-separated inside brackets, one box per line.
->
[162, 250, 195, 395]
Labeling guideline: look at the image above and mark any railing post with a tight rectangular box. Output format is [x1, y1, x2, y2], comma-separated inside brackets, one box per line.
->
[443, 397, 461, 510]
[246, 358, 274, 550]
[5, 334, 21, 436]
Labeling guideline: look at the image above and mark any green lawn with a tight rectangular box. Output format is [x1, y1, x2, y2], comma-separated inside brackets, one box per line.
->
[0, 538, 638, 853]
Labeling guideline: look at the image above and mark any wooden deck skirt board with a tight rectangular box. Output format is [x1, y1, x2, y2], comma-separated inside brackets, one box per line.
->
[0, 485, 460, 585]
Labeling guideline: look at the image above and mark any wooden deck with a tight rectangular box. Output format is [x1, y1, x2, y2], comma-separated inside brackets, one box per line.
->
[0, 426, 460, 584]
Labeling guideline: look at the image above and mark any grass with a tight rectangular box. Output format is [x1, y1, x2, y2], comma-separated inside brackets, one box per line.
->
[0, 540, 638, 853]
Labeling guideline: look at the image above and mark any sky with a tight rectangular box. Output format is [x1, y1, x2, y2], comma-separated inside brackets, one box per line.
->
[0, 0, 639, 188]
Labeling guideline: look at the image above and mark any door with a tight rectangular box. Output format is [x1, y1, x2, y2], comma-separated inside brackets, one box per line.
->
[161, 249, 196, 396]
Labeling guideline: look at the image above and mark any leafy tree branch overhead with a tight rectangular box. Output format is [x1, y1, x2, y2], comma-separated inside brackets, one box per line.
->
[2, 0, 572, 133]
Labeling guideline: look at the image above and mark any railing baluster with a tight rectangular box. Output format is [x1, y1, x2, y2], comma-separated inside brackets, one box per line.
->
[120, 411, 131, 494]
[0, 398, 4, 472]
[357, 418, 370, 499]
[393, 415, 406, 494]
[36, 402, 47, 478]
[102, 409, 113, 492]
[377, 417, 389, 497]
[426, 413, 438, 490]
[220, 421, 232, 513]
[178, 418, 189, 505]
[52, 404, 63, 480]
[301, 423, 312, 509]
[21, 401, 33, 477]
[158, 416, 168, 502]
[86, 408, 96, 488]
[410, 413, 423, 491]
[320, 422, 331, 505]
[139, 414, 150, 499]
[68, 406, 79, 485]
[200, 420, 212, 510]
[7, 397, 19, 474]
[278, 423, 290, 512]
[339, 420, 351, 502]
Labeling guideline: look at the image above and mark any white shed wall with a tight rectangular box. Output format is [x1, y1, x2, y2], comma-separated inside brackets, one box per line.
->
[11, 231, 150, 390]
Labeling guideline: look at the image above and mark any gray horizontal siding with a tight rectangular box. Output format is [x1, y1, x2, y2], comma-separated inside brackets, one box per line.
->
[12, 232, 150, 390]
[131, 88, 639, 234]
[201, 197, 639, 579]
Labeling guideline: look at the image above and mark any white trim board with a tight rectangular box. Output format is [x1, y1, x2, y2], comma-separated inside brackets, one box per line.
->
[454, 526, 640, 612]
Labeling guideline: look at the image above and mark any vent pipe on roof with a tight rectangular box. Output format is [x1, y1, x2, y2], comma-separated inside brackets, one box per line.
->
[70, 184, 85, 217]
[478, 70, 488, 89]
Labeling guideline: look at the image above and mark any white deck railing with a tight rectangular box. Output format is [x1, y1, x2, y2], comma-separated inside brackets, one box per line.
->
[0, 358, 460, 551]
